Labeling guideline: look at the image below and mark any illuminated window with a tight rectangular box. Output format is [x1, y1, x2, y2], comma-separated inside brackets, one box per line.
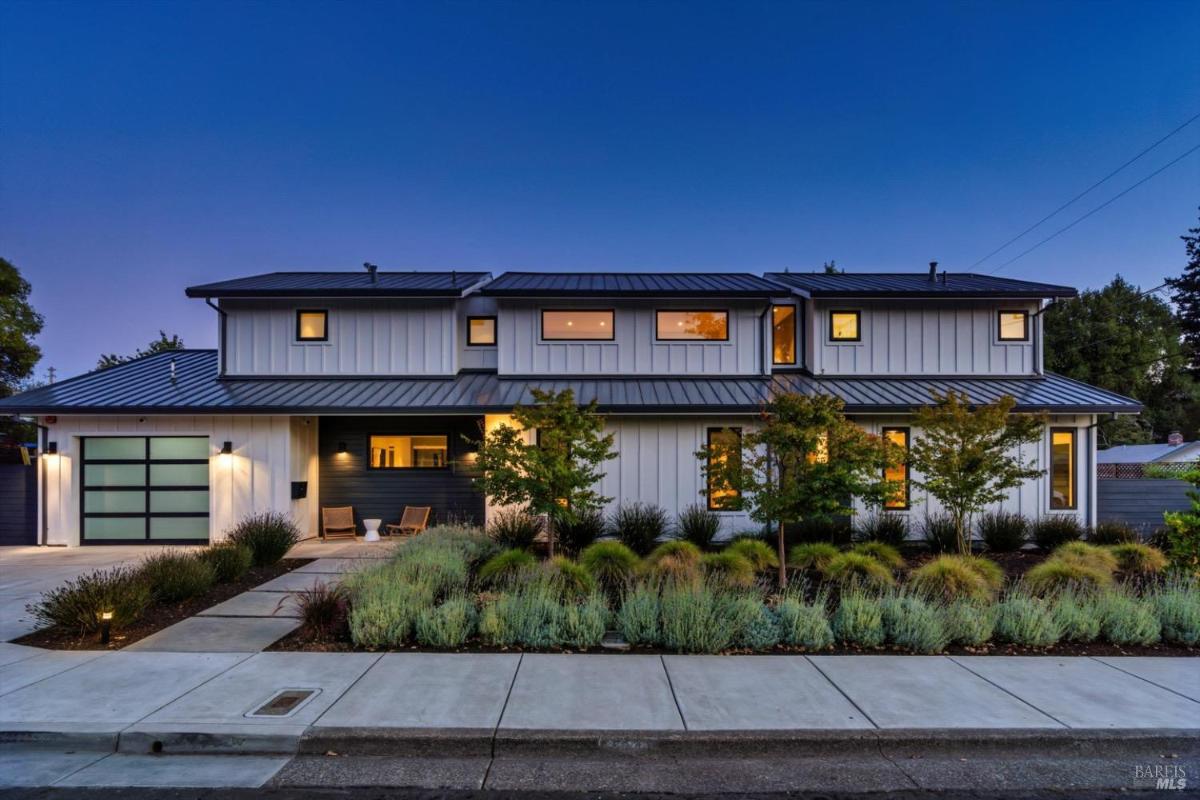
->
[772, 306, 797, 365]
[296, 310, 328, 341]
[468, 316, 496, 346]
[807, 431, 829, 464]
[1050, 429, 1075, 509]
[368, 435, 448, 469]
[829, 310, 860, 341]
[998, 310, 1029, 341]
[655, 310, 728, 341]
[882, 427, 909, 510]
[542, 310, 614, 340]
[707, 427, 741, 510]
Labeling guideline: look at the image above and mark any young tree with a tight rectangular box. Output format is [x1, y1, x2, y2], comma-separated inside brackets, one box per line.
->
[1166, 208, 1200, 375]
[474, 388, 617, 556]
[700, 393, 902, 588]
[1162, 468, 1200, 577]
[96, 331, 185, 371]
[0, 257, 44, 398]
[907, 391, 1045, 555]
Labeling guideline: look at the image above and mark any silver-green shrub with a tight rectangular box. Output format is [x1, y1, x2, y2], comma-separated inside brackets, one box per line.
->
[659, 579, 739, 653]
[416, 596, 478, 648]
[348, 578, 434, 647]
[1097, 590, 1161, 646]
[993, 590, 1061, 647]
[1151, 578, 1200, 646]
[776, 594, 834, 650]
[832, 588, 885, 647]
[562, 592, 610, 649]
[882, 593, 949, 653]
[478, 581, 564, 648]
[943, 599, 994, 646]
[1052, 589, 1102, 642]
[732, 598, 782, 650]
[617, 582, 661, 646]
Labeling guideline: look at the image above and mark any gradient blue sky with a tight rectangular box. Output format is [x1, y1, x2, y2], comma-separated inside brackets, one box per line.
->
[2, 0, 1198, 377]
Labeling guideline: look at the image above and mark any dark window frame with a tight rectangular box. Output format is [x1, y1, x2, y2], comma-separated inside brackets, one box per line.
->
[772, 304, 798, 365]
[365, 433, 452, 471]
[997, 309, 1030, 342]
[881, 426, 911, 510]
[466, 315, 498, 347]
[706, 427, 742, 511]
[295, 309, 329, 342]
[80, 436, 210, 546]
[828, 309, 861, 342]
[540, 309, 616, 341]
[653, 309, 730, 342]
[1049, 427, 1077, 510]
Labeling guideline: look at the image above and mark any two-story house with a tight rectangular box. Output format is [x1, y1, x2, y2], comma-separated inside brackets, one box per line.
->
[0, 266, 1141, 547]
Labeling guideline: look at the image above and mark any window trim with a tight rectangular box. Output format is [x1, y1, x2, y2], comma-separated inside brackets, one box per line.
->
[1049, 427, 1077, 510]
[365, 433, 451, 471]
[997, 309, 1030, 342]
[466, 315, 498, 347]
[706, 426, 742, 511]
[881, 426, 910, 510]
[653, 309, 730, 342]
[295, 309, 329, 342]
[540, 309, 616, 341]
[828, 309, 861, 342]
[772, 304, 798, 365]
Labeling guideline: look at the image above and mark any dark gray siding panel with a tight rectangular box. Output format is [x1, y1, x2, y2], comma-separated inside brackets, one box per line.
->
[0, 464, 37, 545]
[318, 416, 486, 530]
[1097, 478, 1191, 532]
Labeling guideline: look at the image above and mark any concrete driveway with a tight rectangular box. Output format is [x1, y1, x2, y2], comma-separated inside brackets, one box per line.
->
[0, 545, 192, 642]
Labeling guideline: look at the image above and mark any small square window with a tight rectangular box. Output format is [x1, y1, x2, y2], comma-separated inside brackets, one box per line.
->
[468, 316, 496, 346]
[296, 310, 328, 341]
[829, 310, 860, 341]
[998, 310, 1029, 341]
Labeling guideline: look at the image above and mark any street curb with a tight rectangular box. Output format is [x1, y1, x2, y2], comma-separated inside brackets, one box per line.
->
[0, 729, 119, 752]
[297, 726, 497, 757]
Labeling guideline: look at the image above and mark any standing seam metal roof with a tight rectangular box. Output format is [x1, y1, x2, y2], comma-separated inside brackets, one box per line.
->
[481, 272, 791, 296]
[764, 272, 1078, 298]
[185, 271, 492, 298]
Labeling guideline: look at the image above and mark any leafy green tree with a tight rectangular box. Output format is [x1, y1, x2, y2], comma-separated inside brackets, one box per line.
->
[474, 388, 617, 557]
[1162, 467, 1200, 577]
[699, 393, 902, 588]
[0, 257, 43, 398]
[1166, 208, 1200, 375]
[1045, 275, 1194, 444]
[97, 331, 185, 371]
[907, 391, 1045, 555]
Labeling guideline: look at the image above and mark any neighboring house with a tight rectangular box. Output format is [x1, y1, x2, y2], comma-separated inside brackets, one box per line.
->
[0, 266, 1142, 546]
[1097, 436, 1200, 466]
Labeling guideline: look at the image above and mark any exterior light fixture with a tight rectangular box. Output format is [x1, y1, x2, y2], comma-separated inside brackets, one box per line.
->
[44, 441, 57, 456]
[337, 442, 348, 454]
[219, 441, 233, 456]
[99, 610, 113, 645]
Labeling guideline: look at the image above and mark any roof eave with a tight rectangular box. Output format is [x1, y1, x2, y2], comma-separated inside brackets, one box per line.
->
[480, 290, 792, 299]
[806, 290, 1078, 300]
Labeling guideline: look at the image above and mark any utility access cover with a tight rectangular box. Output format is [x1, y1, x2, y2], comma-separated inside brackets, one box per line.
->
[246, 688, 321, 718]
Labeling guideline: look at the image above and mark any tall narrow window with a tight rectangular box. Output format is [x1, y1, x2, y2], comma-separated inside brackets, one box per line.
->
[772, 305, 797, 365]
[707, 427, 741, 510]
[829, 310, 860, 341]
[296, 310, 328, 341]
[542, 310, 614, 340]
[468, 316, 496, 346]
[882, 427, 909, 510]
[655, 310, 728, 341]
[998, 310, 1029, 341]
[1050, 428, 1076, 509]
[807, 431, 829, 464]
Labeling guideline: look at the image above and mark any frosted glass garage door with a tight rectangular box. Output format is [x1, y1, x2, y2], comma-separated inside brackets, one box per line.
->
[81, 436, 210, 544]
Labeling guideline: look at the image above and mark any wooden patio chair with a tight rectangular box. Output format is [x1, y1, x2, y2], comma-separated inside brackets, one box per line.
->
[385, 506, 431, 539]
[321, 506, 357, 541]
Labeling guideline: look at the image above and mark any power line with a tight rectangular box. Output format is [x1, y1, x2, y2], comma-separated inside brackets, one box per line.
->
[969, 110, 1200, 270]
[987, 140, 1200, 274]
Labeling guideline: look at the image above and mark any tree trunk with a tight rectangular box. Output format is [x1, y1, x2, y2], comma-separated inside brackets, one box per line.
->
[956, 511, 969, 556]
[546, 515, 556, 558]
[777, 520, 788, 589]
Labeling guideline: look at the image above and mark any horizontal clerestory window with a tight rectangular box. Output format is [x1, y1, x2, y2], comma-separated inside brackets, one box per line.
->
[655, 310, 729, 341]
[541, 310, 615, 340]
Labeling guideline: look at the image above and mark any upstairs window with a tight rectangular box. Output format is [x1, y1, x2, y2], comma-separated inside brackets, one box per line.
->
[542, 310, 614, 340]
[368, 435, 448, 469]
[772, 305, 797, 365]
[656, 310, 728, 341]
[1050, 429, 1076, 509]
[829, 310, 860, 341]
[882, 427, 910, 510]
[998, 310, 1029, 341]
[468, 316, 497, 346]
[296, 310, 328, 341]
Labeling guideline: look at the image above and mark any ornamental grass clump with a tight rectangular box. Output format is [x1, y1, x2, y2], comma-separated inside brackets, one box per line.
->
[700, 551, 756, 588]
[293, 582, 350, 643]
[478, 549, 538, 589]
[676, 504, 722, 551]
[776, 592, 835, 650]
[658, 579, 739, 653]
[1051, 589, 1102, 643]
[1053, 541, 1119, 574]
[416, 595, 478, 648]
[543, 556, 597, 600]
[832, 587, 885, 647]
[849, 541, 905, 571]
[1089, 521, 1139, 545]
[612, 503, 670, 555]
[977, 511, 1028, 552]
[788, 542, 840, 575]
[854, 512, 908, 546]
[198, 542, 253, 583]
[943, 599, 995, 646]
[907, 555, 991, 602]
[486, 509, 543, 550]
[725, 538, 779, 572]
[1150, 578, 1200, 646]
[1097, 589, 1161, 646]
[561, 591, 610, 649]
[225, 511, 301, 567]
[1031, 516, 1083, 551]
[882, 593, 950, 654]
[993, 589, 1061, 647]
[1024, 557, 1113, 596]
[28, 566, 152, 634]
[644, 540, 703, 582]
[824, 551, 896, 590]
[965, 555, 1005, 591]
[1108, 542, 1169, 575]
[139, 550, 216, 603]
[921, 514, 960, 554]
[555, 509, 607, 557]
[580, 541, 641, 591]
[616, 582, 661, 647]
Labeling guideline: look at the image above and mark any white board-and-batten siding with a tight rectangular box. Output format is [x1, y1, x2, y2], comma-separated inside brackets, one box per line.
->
[222, 300, 457, 376]
[810, 300, 1039, 376]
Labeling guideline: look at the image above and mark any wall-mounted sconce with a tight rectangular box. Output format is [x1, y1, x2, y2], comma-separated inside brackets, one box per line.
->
[336, 442, 348, 455]
[219, 441, 233, 456]
[43, 441, 57, 457]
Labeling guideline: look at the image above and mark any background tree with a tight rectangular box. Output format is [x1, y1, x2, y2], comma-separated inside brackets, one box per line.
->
[1162, 467, 1200, 577]
[1166, 208, 1200, 375]
[907, 391, 1045, 555]
[0, 257, 43, 399]
[700, 393, 902, 588]
[1045, 274, 1196, 445]
[96, 330, 185, 371]
[474, 388, 617, 556]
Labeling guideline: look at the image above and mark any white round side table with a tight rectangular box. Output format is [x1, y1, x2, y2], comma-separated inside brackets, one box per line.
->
[362, 518, 382, 543]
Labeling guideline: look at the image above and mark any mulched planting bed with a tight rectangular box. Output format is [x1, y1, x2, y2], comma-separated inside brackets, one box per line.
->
[15, 558, 314, 651]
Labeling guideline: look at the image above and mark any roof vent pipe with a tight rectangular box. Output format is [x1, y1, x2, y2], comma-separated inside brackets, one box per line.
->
[169, 357, 176, 383]
[363, 262, 378, 283]
[928, 261, 938, 281]
[941, 270, 948, 285]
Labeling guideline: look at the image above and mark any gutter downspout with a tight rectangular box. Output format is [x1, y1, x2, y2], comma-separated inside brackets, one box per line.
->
[205, 299, 228, 377]
[758, 304, 771, 376]
[30, 419, 49, 546]
[1030, 298, 1060, 376]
